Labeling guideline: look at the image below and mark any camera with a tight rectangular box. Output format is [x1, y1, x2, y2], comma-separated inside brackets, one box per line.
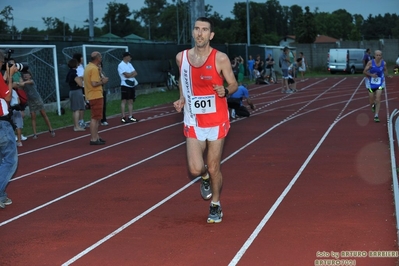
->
[8, 61, 28, 71]
[1, 49, 29, 72]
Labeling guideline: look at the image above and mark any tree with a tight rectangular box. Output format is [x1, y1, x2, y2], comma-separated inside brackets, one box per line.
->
[0, 5, 13, 34]
[295, 6, 317, 43]
[133, 0, 167, 40]
[102, 2, 133, 37]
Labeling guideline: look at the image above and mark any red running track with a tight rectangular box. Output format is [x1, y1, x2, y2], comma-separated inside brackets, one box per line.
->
[1, 76, 399, 266]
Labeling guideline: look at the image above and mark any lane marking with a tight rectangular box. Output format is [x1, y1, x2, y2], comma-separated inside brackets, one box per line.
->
[61, 78, 357, 265]
[0, 143, 185, 227]
[11, 122, 182, 182]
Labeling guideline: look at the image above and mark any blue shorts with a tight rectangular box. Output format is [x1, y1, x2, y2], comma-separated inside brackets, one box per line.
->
[282, 69, 289, 79]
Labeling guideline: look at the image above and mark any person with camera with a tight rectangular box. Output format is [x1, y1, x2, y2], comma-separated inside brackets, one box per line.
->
[117, 51, 139, 123]
[9, 58, 27, 145]
[19, 71, 55, 139]
[0, 49, 19, 209]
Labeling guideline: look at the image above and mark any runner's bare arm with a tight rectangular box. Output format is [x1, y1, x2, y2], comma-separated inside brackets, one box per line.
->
[214, 51, 238, 97]
[173, 51, 185, 112]
[363, 61, 374, 77]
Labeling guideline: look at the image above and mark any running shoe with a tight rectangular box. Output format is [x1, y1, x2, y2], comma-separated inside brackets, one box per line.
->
[129, 116, 138, 122]
[231, 109, 236, 119]
[207, 203, 223, 223]
[3, 198, 12, 205]
[374, 117, 380, 123]
[200, 176, 212, 200]
[79, 121, 87, 129]
[371, 103, 375, 113]
[121, 117, 127, 123]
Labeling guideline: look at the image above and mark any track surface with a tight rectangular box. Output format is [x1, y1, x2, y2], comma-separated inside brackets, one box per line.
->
[1, 76, 399, 266]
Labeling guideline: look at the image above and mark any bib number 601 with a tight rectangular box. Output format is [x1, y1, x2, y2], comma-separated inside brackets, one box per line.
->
[190, 95, 216, 114]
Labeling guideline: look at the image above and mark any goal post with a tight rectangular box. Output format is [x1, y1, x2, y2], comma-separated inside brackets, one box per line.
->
[62, 44, 128, 94]
[0, 45, 61, 115]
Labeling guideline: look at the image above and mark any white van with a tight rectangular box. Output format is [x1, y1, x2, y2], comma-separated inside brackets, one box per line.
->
[327, 49, 365, 74]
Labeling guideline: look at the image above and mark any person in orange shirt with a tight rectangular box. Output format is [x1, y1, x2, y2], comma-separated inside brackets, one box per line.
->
[173, 17, 238, 223]
[83, 51, 109, 145]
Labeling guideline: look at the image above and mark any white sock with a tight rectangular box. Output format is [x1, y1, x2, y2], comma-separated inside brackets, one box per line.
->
[202, 172, 209, 180]
[211, 201, 220, 206]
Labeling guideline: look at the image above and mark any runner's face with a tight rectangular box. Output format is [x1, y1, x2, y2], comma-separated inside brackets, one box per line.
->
[193, 21, 214, 48]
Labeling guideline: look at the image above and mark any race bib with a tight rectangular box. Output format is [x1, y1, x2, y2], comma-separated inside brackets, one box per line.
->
[370, 77, 381, 85]
[190, 94, 216, 114]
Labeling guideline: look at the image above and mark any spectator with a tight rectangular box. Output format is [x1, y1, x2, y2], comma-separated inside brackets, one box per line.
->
[9, 59, 27, 142]
[363, 48, 372, 68]
[83, 51, 109, 145]
[279, 47, 292, 93]
[117, 52, 139, 123]
[99, 62, 108, 126]
[227, 84, 255, 118]
[72, 53, 86, 129]
[247, 55, 255, 81]
[10, 89, 24, 147]
[20, 71, 55, 139]
[66, 58, 86, 131]
[237, 56, 245, 83]
[298, 52, 307, 81]
[287, 66, 297, 92]
[265, 53, 276, 83]
[0, 49, 18, 209]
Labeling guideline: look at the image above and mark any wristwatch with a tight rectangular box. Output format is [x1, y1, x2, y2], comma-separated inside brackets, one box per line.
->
[224, 87, 229, 97]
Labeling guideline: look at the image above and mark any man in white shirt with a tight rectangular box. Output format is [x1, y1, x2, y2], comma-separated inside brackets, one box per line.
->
[117, 52, 139, 123]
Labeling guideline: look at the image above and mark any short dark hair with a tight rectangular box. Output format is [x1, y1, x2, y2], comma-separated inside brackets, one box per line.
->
[68, 58, 78, 69]
[195, 17, 214, 32]
[73, 53, 83, 63]
[283, 47, 289, 52]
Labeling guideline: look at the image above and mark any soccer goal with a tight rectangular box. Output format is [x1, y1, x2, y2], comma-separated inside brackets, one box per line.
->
[0, 45, 61, 115]
[62, 44, 128, 93]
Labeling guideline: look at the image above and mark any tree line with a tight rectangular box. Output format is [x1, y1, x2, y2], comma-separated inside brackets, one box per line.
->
[1, 0, 398, 44]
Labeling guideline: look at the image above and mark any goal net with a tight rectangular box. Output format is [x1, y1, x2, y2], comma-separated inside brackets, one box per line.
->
[0, 45, 61, 114]
[62, 45, 128, 93]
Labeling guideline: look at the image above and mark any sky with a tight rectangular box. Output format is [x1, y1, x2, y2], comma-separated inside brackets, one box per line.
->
[2, 0, 398, 31]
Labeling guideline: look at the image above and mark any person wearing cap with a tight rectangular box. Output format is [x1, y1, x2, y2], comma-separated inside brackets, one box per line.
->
[117, 51, 139, 123]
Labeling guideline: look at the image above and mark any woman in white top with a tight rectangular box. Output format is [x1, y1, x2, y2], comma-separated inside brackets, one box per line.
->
[298, 52, 306, 81]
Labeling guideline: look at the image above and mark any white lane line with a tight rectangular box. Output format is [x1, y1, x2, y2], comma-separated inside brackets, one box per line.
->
[18, 111, 180, 156]
[61, 176, 200, 266]
[11, 122, 182, 182]
[0, 142, 185, 228]
[228, 80, 365, 265]
[61, 79, 353, 265]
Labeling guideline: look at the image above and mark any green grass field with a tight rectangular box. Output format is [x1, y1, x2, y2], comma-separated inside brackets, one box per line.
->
[20, 89, 180, 137]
